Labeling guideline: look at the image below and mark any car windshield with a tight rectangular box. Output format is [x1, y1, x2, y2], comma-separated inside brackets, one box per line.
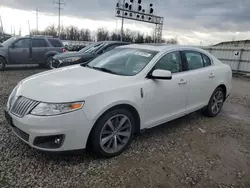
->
[84, 48, 158, 76]
[1, 37, 19, 47]
[79, 42, 104, 53]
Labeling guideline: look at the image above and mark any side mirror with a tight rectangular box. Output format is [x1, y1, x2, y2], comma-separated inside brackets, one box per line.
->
[148, 69, 172, 80]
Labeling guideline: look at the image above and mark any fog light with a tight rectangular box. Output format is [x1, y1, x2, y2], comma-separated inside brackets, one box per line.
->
[55, 138, 61, 144]
[34, 135, 64, 149]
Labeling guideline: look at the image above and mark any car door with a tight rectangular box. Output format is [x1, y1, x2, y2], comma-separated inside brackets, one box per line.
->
[182, 50, 216, 113]
[31, 38, 48, 63]
[143, 51, 189, 128]
[9, 38, 31, 64]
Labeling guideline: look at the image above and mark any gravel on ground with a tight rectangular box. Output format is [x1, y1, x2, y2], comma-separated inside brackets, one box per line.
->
[0, 66, 250, 188]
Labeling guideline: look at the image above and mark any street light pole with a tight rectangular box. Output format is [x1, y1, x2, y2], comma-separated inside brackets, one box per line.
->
[120, 0, 125, 41]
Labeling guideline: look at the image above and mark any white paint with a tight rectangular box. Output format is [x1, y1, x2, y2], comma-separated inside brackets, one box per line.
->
[6, 45, 232, 152]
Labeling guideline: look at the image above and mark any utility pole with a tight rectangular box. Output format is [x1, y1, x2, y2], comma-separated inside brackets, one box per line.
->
[0, 15, 4, 35]
[19, 25, 22, 36]
[120, 0, 125, 41]
[28, 21, 31, 36]
[36, 8, 39, 32]
[54, 0, 65, 37]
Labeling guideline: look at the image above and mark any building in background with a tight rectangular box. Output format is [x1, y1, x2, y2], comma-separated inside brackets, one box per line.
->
[213, 40, 250, 47]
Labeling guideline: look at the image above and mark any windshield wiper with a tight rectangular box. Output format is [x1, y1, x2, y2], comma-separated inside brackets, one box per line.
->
[92, 67, 118, 75]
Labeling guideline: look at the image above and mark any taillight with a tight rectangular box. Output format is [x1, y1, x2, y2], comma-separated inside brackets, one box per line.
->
[62, 48, 67, 53]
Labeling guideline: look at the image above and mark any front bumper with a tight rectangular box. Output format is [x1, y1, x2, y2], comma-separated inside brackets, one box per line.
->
[5, 110, 94, 151]
[52, 58, 81, 68]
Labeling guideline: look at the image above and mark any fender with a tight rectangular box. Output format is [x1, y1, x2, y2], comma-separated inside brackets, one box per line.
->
[92, 100, 142, 122]
[0, 52, 8, 64]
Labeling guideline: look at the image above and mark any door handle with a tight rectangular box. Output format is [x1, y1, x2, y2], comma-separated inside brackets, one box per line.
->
[178, 79, 187, 85]
[209, 73, 215, 78]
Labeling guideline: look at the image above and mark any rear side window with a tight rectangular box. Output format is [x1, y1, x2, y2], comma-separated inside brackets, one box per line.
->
[202, 54, 212, 67]
[48, 39, 63, 47]
[32, 39, 47, 47]
[184, 51, 204, 70]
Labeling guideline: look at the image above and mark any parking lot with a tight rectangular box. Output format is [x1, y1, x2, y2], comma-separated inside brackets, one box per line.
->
[0, 67, 250, 188]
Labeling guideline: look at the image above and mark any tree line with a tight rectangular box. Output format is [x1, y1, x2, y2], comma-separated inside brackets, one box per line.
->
[31, 24, 178, 44]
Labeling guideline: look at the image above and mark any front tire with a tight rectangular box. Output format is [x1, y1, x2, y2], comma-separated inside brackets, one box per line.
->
[204, 87, 225, 117]
[89, 108, 135, 158]
[0, 57, 6, 71]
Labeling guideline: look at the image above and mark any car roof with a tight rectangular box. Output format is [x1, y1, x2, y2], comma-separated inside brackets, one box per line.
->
[100, 41, 130, 44]
[117, 44, 205, 53]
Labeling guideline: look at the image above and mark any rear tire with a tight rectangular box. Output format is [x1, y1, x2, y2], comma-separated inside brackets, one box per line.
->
[203, 87, 225, 117]
[89, 108, 135, 158]
[45, 56, 54, 69]
[0, 57, 6, 71]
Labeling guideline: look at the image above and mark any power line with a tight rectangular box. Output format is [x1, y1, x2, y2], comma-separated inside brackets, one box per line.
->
[54, 0, 65, 36]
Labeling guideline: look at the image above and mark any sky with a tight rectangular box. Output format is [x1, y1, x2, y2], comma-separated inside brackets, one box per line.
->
[0, 0, 250, 45]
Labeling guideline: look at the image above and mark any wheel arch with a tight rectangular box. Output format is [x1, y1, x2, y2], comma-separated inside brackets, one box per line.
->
[0, 54, 8, 64]
[86, 103, 141, 149]
[216, 84, 227, 101]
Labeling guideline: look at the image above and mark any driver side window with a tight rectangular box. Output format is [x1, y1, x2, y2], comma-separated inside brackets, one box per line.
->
[13, 39, 30, 48]
[154, 51, 182, 73]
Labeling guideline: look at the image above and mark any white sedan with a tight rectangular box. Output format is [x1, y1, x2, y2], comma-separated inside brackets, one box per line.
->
[5, 44, 232, 157]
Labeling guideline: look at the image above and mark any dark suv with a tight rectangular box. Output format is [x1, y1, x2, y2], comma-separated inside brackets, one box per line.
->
[0, 35, 66, 70]
[52, 41, 129, 68]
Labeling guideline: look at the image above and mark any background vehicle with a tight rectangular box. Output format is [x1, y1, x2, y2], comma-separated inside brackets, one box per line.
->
[52, 41, 129, 68]
[0, 35, 66, 70]
[5, 45, 232, 157]
[65, 44, 86, 52]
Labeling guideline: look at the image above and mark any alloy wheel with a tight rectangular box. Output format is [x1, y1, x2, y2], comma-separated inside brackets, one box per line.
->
[100, 114, 132, 154]
[211, 90, 224, 114]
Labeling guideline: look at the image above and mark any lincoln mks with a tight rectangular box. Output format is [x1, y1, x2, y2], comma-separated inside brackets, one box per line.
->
[5, 44, 232, 157]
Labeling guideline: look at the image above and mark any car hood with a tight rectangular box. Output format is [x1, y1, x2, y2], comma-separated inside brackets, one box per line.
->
[17, 66, 132, 103]
[53, 51, 94, 60]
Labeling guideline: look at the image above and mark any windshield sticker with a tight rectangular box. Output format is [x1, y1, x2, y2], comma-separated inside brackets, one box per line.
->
[134, 52, 152, 57]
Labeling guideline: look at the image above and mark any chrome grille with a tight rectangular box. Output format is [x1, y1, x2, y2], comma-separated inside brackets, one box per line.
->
[10, 97, 39, 117]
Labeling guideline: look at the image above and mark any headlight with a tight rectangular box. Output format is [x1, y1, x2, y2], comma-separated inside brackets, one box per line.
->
[7, 85, 19, 110]
[61, 57, 81, 63]
[30, 101, 84, 116]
